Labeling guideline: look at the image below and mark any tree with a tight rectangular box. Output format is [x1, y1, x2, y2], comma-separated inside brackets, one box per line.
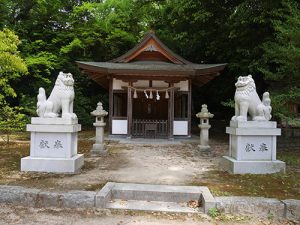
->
[0, 28, 27, 101]
[0, 101, 27, 144]
[0, 0, 299, 126]
[258, 0, 300, 125]
[0, 28, 27, 143]
[1, 0, 145, 125]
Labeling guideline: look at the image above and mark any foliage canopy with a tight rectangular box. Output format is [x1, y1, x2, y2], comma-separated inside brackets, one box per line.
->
[0, 0, 299, 125]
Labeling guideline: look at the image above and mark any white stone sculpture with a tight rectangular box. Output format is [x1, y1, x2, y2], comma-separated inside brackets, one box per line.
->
[196, 104, 214, 155]
[231, 75, 272, 122]
[91, 102, 108, 155]
[37, 71, 77, 119]
[21, 71, 84, 173]
[220, 74, 285, 174]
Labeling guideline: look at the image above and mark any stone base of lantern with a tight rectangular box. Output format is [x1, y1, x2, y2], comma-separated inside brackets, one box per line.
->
[197, 123, 212, 156]
[91, 143, 108, 155]
[90, 121, 107, 155]
[198, 145, 212, 156]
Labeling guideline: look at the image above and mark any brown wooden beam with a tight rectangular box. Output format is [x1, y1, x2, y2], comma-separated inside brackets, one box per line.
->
[113, 74, 190, 80]
[188, 79, 192, 137]
[127, 81, 133, 138]
[168, 83, 174, 139]
[109, 76, 113, 135]
[120, 79, 138, 83]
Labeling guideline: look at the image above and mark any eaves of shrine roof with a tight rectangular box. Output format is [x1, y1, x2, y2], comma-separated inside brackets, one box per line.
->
[76, 61, 227, 76]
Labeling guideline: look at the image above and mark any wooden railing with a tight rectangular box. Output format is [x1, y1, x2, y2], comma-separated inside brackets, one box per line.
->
[132, 119, 168, 138]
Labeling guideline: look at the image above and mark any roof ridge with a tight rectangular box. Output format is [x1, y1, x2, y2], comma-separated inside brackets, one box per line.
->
[110, 31, 192, 65]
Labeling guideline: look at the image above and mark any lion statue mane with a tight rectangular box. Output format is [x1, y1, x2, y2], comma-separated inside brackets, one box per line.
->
[36, 71, 77, 119]
[231, 75, 272, 122]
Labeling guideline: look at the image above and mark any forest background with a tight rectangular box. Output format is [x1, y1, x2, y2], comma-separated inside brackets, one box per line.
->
[0, 0, 299, 133]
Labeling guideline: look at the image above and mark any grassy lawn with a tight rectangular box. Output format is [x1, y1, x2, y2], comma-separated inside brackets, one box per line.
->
[192, 169, 300, 199]
[0, 138, 94, 190]
[191, 150, 300, 199]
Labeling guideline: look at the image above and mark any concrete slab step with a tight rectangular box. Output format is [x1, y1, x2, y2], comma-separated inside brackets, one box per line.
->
[96, 182, 216, 213]
[112, 183, 203, 202]
[106, 199, 201, 213]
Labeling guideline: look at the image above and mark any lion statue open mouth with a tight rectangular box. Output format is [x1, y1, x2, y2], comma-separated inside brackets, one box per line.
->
[36, 71, 77, 119]
[231, 75, 272, 122]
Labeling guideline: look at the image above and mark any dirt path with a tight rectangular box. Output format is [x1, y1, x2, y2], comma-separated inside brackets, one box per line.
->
[55, 141, 220, 190]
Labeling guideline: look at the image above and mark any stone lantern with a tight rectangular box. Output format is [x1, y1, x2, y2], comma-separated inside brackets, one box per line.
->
[196, 104, 214, 155]
[91, 102, 108, 155]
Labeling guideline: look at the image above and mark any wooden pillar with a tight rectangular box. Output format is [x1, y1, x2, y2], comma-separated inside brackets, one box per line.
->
[188, 79, 192, 137]
[168, 83, 174, 139]
[127, 81, 133, 138]
[109, 76, 113, 135]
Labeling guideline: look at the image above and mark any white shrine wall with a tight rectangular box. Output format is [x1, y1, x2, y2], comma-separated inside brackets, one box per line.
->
[112, 119, 128, 134]
[113, 78, 189, 91]
[152, 80, 169, 88]
[132, 80, 149, 87]
[113, 78, 128, 90]
[173, 121, 188, 135]
[174, 80, 189, 91]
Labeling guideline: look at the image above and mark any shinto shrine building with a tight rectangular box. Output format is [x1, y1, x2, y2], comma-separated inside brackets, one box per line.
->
[77, 31, 226, 139]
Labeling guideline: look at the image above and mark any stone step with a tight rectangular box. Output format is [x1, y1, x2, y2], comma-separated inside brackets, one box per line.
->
[106, 199, 201, 213]
[112, 183, 203, 202]
[96, 182, 216, 213]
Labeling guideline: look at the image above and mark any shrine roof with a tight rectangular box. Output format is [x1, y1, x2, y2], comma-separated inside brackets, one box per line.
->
[76, 31, 226, 88]
[76, 61, 226, 75]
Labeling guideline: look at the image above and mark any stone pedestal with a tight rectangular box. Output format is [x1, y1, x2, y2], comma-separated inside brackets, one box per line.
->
[90, 102, 108, 155]
[21, 117, 84, 173]
[198, 124, 211, 155]
[220, 121, 285, 174]
[91, 121, 107, 155]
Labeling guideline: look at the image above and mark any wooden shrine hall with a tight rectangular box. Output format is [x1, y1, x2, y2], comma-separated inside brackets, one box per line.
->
[77, 31, 226, 139]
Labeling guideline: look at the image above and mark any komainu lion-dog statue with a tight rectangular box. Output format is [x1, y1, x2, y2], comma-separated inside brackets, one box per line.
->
[231, 75, 272, 122]
[36, 71, 77, 119]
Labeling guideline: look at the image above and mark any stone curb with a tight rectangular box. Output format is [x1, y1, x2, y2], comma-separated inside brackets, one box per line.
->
[0, 185, 96, 208]
[0, 185, 299, 220]
[215, 196, 300, 220]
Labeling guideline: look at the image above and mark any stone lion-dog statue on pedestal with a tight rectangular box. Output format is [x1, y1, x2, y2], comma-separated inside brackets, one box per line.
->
[231, 75, 272, 122]
[36, 71, 77, 119]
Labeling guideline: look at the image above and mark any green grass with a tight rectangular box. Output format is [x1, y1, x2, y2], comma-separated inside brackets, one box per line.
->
[208, 207, 220, 218]
[192, 151, 300, 199]
[190, 149, 300, 200]
[278, 150, 300, 166]
[192, 170, 300, 199]
[0, 132, 30, 142]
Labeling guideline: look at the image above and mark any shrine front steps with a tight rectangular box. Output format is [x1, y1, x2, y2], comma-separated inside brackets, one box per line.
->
[97, 182, 215, 213]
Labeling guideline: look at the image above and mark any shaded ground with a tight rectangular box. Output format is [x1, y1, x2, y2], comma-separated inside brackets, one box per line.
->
[0, 131, 299, 200]
[0, 203, 297, 225]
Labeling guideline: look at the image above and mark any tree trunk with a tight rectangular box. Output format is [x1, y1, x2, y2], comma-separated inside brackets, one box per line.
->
[7, 133, 9, 144]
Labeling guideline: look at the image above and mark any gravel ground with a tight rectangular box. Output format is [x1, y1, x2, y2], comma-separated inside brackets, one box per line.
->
[0, 203, 296, 225]
[54, 140, 223, 190]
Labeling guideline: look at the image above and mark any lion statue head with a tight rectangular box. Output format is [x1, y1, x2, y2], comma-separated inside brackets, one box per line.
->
[235, 75, 256, 92]
[55, 71, 74, 87]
